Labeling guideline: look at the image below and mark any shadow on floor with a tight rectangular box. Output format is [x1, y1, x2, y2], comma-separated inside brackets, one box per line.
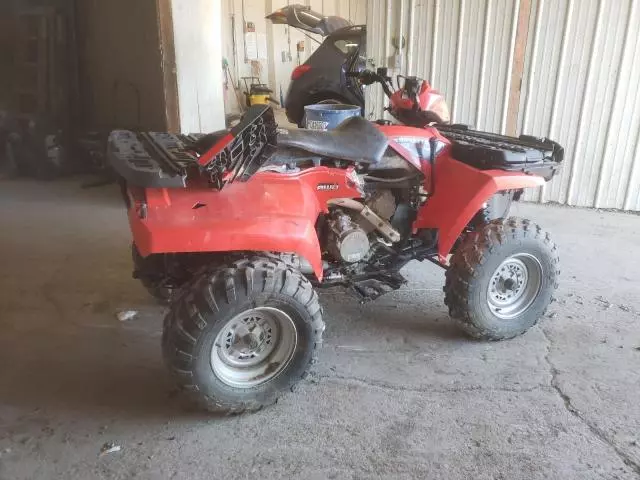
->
[0, 315, 219, 422]
[320, 292, 467, 343]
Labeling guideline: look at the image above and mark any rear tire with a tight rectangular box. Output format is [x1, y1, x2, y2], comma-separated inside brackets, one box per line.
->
[162, 257, 324, 413]
[131, 244, 172, 303]
[444, 218, 559, 340]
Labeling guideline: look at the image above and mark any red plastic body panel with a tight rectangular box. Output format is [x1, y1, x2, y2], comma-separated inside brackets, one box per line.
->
[130, 121, 548, 280]
[390, 81, 445, 112]
[378, 125, 545, 261]
[415, 156, 545, 261]
[130, 168, 362, 280]
[377, 124, 449, 175]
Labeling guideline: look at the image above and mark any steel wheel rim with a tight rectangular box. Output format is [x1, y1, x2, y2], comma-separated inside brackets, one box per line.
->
[487, 253, 543, 319]
[211, 307, 298, 388]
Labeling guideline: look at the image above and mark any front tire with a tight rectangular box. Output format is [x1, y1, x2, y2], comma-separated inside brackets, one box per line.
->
[162, 257, 324, 413]
[444, 218, 560, 340]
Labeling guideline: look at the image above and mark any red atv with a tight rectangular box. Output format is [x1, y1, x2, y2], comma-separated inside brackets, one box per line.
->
[109, 72, 563, 413]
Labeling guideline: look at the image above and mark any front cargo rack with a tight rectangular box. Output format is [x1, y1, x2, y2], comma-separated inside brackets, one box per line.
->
[437, 124, 564, 181]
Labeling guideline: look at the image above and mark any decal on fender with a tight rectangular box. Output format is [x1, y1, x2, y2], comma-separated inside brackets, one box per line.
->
[317, 183, 339, 191]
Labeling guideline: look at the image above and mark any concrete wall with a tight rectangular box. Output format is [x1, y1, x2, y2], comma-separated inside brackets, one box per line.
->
[171, 0, 225, 133]
[75, 0, 170, 131]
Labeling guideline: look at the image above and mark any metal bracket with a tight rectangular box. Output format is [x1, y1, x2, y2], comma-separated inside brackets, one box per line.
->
[327, 198, 401, 243]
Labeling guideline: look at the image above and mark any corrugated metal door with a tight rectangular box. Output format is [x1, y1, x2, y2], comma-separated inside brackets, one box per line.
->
[366, 0, 640, 210]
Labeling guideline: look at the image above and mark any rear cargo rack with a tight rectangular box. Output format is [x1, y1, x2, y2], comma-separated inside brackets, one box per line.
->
[437, 124, 564, 181]
[108, 131, 206, 188]
[108, 106, 278, 189]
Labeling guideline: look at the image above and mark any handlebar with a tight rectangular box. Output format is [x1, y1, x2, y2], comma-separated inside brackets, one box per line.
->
[347, 69, 447, 127]
[348, 69, 395, 99]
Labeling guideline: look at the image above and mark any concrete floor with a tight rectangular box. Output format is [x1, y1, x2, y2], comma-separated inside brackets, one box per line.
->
[1, 178, 639, 480]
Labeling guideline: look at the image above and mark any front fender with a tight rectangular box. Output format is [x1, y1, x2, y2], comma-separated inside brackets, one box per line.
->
[414, 158, 545, 261]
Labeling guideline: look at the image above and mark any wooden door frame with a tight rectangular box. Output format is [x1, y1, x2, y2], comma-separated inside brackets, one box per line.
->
[156, 0, 180, 132]
[505, 0, 532, 136]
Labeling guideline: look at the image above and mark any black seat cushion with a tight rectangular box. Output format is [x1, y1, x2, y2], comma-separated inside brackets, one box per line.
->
[277, 116, 389, 164]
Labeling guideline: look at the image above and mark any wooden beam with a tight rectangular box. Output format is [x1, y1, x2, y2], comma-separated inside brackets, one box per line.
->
[156, 0, 180, 132]
[505, 0, 532, 136]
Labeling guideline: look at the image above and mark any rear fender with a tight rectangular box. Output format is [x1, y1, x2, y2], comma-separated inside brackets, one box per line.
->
[129, 168, 363, 281]
[414, 158, 545, 261]
[130, 207, 324, 279]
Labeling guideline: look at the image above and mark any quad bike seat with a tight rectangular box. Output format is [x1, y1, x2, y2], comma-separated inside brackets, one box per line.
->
[277, 116, 389, 164]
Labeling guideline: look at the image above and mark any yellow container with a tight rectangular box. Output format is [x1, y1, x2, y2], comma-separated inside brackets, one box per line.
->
[249, 94, 271, 106]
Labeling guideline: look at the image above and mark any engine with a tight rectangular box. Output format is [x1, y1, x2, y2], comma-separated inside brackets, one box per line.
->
[327, 211, 370, 264]
[326, 190, 398, 264]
